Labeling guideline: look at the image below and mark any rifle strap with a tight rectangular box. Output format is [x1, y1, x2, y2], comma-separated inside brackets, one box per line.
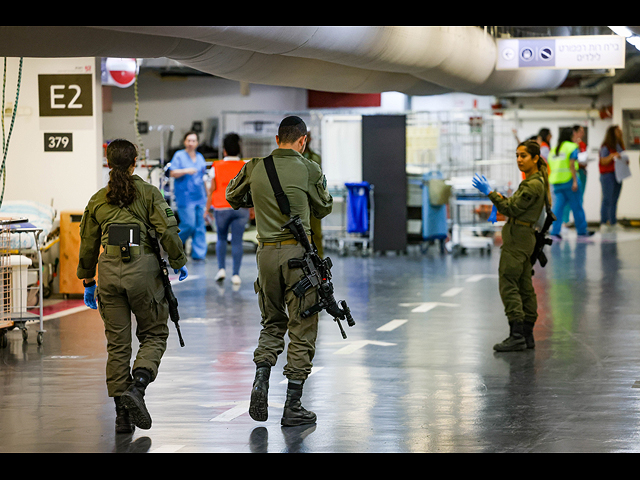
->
[264, 155, 291, 216]
[263, 154, 318, 247]
[533, 175, 555, 233]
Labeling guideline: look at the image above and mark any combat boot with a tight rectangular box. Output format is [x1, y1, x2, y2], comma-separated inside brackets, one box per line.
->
[114, 396, 135, 434]
[281, 382, 317, 427]
[523, 321, 535, 349]
[493, 321, 526, 352]
[120, 368, 153, 430]
[249, 363, 270, 422]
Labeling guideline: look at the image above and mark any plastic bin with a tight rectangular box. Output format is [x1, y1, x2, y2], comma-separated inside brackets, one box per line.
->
[345, 182, 371, 234]
[9, 255, 32, 313]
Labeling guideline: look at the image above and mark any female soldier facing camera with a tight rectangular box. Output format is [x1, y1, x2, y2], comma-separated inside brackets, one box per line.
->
[473, 140, 550, 352]
[77, 139, 188, 433]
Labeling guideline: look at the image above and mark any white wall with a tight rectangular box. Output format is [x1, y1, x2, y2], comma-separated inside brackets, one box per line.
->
[612, 84, 640, 221]
[2, 57, 102, 213]
[505, 108, 613, 223]
[103, 72, 308, 161]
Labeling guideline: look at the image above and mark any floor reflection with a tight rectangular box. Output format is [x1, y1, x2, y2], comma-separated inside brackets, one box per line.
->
[2, 230, 640, 452]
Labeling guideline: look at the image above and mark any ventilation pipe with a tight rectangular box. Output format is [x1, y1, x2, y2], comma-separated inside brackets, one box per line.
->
[0, 26, 569, 96]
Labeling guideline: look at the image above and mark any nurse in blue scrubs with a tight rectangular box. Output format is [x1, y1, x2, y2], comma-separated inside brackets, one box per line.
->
[167, 131, 209, 260]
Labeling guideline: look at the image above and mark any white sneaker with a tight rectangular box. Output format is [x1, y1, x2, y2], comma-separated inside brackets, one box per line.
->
[231, 274, 241, 285]
[215, 269, 226, 281]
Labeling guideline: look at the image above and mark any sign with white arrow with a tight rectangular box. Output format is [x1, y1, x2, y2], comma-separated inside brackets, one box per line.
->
[399, 302, 459, 313]
[496, 35, 625, 70]
[332, 340, 396, 355]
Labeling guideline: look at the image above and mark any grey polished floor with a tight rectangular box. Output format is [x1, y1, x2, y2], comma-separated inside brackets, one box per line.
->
[2, 228, 640, 453]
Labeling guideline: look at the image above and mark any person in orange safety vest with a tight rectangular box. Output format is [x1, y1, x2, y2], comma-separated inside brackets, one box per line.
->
[206, 133, 250, 285]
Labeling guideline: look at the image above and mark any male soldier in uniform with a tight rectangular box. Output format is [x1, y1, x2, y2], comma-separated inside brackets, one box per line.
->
[226, 116, 333, 426]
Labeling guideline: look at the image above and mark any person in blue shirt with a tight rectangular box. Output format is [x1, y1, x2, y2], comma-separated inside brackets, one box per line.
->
[167, 131, 209, 260]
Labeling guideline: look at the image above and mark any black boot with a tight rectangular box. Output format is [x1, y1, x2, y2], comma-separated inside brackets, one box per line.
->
[249, 363, 270, 422]
[114, 396, 135, 434]
[523, 321, 535, 349]
[493, 321, 526, 352]
[281, 382, 317, 427]
[120, 368, 152, 430]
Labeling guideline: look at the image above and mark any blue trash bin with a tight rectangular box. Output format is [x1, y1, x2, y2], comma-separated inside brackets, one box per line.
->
[345, 182, 371, 234]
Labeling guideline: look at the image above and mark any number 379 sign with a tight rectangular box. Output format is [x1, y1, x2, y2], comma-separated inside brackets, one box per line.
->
[44, 133, 73, 152]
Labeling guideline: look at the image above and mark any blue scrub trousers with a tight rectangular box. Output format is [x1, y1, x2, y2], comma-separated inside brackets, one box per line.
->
[178, 203, 207, 259]
[562, 168, 586, 223]
[550, 180, 588, 236]
[215, 208, 250, 275]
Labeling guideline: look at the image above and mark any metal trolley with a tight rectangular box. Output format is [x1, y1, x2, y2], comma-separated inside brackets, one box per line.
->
[0, 219, 45, 347]
[323, 183, 374, 256]
[406, 110, 520, 256]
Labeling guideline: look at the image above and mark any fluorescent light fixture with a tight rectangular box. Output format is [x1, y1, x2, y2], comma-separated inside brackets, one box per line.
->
[627, 36, 640, 48]
[609, 26, 640, 51]
[609, 26, 634, 37]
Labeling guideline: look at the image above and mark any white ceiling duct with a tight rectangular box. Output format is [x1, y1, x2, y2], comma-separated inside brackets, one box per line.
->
[0, 26, 568, 96]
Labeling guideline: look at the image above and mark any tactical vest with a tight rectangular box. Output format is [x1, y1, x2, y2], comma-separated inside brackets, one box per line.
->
[548, 141, 578, 185]
[211, 159, 245, 209]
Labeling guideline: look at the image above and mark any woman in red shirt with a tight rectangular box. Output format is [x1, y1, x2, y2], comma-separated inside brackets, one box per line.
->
[599, 125, 626, 230]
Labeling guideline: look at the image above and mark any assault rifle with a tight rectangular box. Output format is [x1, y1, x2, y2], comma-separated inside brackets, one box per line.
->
[147, 229, 185, 347]
[282, 215, 355, 339]
[530, 205, 556, 273]
[125, 207, 185, 347]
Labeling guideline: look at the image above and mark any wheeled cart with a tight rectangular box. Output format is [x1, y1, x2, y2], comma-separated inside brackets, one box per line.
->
[324, 182, 374, 256]
[448, 176, 504, 257]
[0, 219, 45, 346]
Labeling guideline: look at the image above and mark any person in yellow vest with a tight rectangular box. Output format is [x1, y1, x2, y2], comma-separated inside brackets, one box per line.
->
[206, 133, 250, 284]
[548, 129, 594, 239]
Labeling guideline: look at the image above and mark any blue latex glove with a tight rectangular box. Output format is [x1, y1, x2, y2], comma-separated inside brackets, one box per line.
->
[471, 173, 492, 196]
[84, 284, 97, 309]
[173, 266, 188, 281]
[488, 205, 498, 224]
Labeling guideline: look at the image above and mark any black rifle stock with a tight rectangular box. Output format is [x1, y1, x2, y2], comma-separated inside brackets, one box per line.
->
[530, 207, 556, 272]
[147, 229, 185, 347]
[281, 215, 355, 339]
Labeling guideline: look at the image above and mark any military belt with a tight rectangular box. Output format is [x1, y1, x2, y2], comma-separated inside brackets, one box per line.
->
[260, 236, 312, 247]
[508, 218, 534, 228]
[103, 244, 153, 256]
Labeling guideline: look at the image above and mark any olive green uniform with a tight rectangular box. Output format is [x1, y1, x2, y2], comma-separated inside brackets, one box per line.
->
[303, 147, 324, 257]
[226, 148, 333, 381]
[489, 171, 545, 327]
[77, 175, 187, 397]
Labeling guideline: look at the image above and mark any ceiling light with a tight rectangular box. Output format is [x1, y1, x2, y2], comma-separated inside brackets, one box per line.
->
[609, 26, 634, 38]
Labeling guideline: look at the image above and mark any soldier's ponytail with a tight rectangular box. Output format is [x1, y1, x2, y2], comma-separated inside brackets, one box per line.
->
[519, 139, 552, 207]
[106, 139, 138, 208]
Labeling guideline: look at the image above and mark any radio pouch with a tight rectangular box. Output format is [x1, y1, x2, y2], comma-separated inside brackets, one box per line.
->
[108, 224, 140, 263]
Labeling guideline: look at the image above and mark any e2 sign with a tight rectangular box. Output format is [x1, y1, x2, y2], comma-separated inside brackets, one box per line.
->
[38, 74, 93, 117]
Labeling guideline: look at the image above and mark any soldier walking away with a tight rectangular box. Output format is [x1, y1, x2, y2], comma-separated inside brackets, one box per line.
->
[226, 116, 333, 426]
[77, 139, 188, 433]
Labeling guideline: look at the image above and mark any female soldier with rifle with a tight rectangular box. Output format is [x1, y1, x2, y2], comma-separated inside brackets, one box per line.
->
[472, 140, 552, 352]
[77, 139, 188, 433]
